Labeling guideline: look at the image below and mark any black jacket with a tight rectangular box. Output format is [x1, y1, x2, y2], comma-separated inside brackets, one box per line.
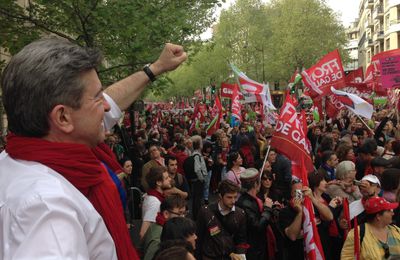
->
[236, 192, 272, 260]
[196, 203, 247, 260]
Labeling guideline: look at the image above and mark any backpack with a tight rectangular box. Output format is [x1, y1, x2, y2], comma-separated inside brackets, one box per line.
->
[183, 154, 200, 180]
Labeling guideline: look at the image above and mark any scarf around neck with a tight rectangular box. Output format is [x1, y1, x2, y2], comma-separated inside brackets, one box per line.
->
[6, 134, 139, 260]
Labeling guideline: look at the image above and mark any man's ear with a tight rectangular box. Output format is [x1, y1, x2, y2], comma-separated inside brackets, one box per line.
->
[48, 104, 74, 134]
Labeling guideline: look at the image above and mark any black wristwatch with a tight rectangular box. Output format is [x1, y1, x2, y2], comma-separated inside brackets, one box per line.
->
[143, 64, 156, 82]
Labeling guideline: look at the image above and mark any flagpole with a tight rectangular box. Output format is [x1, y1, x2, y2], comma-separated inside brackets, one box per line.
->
[259, 145, 271, 181]
[356, 114, 375, 135]
[323, 97, 327, 132]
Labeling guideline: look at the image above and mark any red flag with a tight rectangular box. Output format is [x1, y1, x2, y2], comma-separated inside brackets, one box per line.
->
[342, 198, 351, 240]
[299, 158, 325, 260]
[301, 49, 346, 98]
[346, 67, 364, 83]
[231, 84, 242, 121]
[270, 95, 314, 173]
[206, 96, 222, 136]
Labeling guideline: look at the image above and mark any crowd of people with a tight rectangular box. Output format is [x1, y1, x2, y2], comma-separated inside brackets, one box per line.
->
[100, 102, 400, 259]
[1, 37, 400, 260]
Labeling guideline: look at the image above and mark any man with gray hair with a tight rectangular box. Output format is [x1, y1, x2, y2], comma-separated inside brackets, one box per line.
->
[326, 160, 362, 203]
[189, 135, 207, 220]
[0, 37, 186, 259]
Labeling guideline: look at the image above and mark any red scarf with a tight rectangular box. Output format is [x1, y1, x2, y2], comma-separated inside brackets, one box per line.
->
[6, 134, 139, 260]
[147, 189, 165, 202]
[155, 212, 166, 226]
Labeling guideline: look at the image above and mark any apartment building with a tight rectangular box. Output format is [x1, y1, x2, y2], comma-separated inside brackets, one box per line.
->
[344, 20, 360, 71]
[357, 0, 400, 71]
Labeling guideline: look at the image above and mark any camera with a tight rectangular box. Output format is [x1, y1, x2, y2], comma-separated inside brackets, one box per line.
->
[295, 189, 303, 199]
[353, 180, 362, 186]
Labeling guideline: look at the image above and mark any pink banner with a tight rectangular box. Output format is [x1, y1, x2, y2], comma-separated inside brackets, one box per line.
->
[380, 55, 400, 89]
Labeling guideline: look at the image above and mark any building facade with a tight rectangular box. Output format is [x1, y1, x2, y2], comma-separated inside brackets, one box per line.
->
[357, 0, 400, 71]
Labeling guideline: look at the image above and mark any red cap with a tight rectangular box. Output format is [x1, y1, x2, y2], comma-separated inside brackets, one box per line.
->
[363, 197, 399, 214]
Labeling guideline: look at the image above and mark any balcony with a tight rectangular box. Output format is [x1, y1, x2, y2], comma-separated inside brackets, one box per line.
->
[387, 0, 400, 9]
[373, 30, 385, 41]
[387, 19, 400, 34]
[366, 0, 374, 9]
[373, 5, 383, 19]
[365, 19, 374, 28]
[366, 38, 374, 47]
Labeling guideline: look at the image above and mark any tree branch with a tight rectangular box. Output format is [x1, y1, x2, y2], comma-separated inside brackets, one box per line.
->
[0, 8, 76, 42]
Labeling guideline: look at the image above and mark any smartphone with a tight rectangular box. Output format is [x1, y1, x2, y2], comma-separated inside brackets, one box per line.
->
[353, 180, 362, 186]
[295, 189, 303, 199]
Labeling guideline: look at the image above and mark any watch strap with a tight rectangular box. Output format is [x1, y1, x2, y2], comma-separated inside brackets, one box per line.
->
[143, 64, 156, 82]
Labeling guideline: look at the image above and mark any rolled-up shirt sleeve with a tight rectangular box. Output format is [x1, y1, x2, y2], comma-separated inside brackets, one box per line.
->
[103, 93, 122, 131]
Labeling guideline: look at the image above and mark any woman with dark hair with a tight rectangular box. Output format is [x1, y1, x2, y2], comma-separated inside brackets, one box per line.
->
[257, 170, 281, 203]
[315, 136, 335, 169]
[308, 171, 342, 260]
[202, 141, 214, 204]
[342, 197, 400, 259]
[212, 136, 230, 192]
[336, 144, 355, 163]
[225, 152, 246, 187]
[161, 217, 197, 250]
[381, 168, 400, 203]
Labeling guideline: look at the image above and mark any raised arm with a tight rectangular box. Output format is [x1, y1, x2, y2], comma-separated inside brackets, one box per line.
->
[104, 43, 187, 111]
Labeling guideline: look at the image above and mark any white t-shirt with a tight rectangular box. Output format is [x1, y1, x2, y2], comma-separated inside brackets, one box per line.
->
[142, 194, 161, 222]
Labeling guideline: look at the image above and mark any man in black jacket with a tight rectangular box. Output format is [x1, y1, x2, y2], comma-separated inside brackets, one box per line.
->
[196, 180, 248, 260]
[236, 168, 273, 260]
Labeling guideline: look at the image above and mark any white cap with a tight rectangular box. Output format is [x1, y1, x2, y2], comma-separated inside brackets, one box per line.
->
[361, 174, 381, 187]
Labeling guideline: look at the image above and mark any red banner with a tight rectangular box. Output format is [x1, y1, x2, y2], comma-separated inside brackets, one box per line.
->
[325, 95, 344, 119]
[231, 84, 242, 121]
[270, 95, 314, 172]
[302, 49, 346, 98]
[220, 82, 243, 99]
[346, 67, 364, 83]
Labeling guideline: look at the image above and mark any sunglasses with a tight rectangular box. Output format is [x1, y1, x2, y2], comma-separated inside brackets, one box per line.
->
[382, 243, 390, 259]
[291, 178, 302, 185]
[167, 210, 187, 217]
[262, 176, 273, 181]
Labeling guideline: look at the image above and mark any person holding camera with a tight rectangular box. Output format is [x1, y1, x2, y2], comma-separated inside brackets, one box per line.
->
[309, 171, 343, 260]
[326, 161, 362, 203]
[278, 177, 333, 260]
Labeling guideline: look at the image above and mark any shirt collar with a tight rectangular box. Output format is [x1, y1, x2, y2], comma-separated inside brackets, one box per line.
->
[218, 201, 235, 216]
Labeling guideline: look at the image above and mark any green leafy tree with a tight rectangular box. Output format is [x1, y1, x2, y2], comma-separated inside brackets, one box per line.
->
[267, 0, 348, 81]
[166, 0, 348, 100]
[0, 0, 222, 90]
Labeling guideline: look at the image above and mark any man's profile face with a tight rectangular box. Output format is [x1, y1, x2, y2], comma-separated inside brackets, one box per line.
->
[149, 146, 161, 160]
[327, 154, 339, 168]
[220, 192, 238, 210]
[160, 171, 172, 190]
[165, 206, 186, 219]
[69, 69, 110, 147]
[268, 151, 277, 164]
[167, 159, 178, 175]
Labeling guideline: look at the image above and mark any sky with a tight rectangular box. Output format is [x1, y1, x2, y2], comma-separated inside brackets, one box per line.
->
[201, 0, 360, 39]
